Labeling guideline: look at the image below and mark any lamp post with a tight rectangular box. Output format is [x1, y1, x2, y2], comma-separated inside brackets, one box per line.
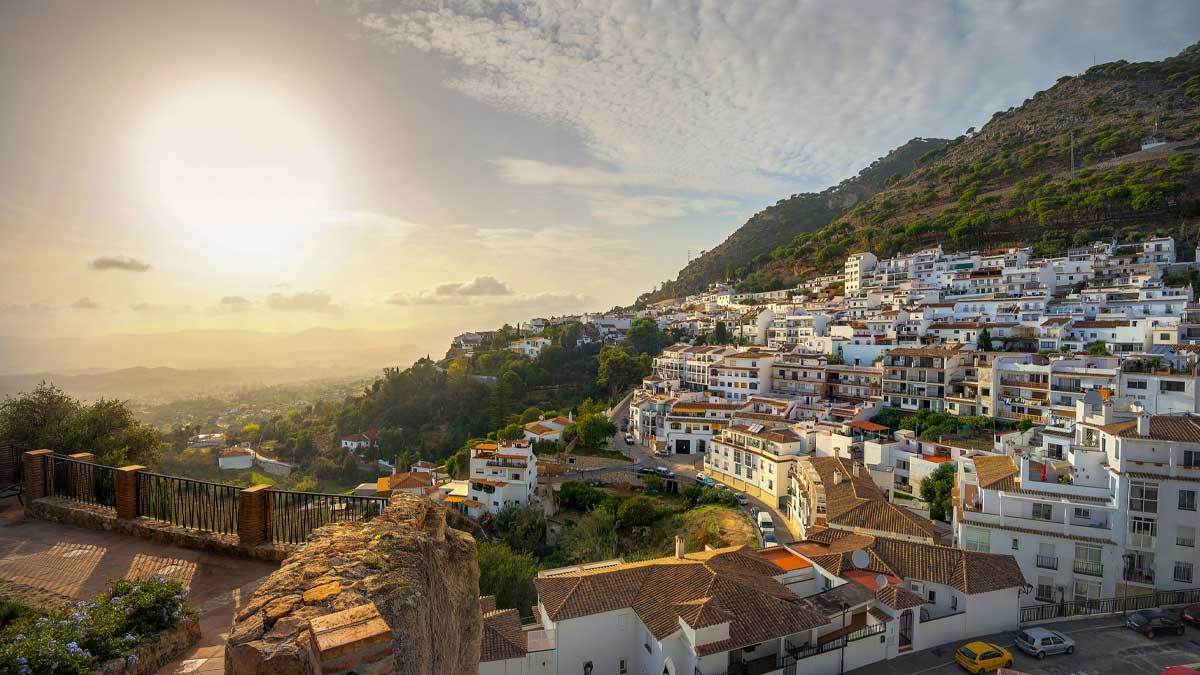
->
[1121, 552, 1134, 616]
[839, 601, 849, 674]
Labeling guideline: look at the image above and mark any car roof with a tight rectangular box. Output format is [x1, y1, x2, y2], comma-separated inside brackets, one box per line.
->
[963, 641, 991, 650]
[1020, 627, 1054, 638]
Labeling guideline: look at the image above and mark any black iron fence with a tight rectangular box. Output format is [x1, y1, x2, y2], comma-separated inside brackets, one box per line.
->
[0, 441, 29, 486]
[44, 454, 116, 510]
[780, 621, 887, 666]
[1020, 587, 1200, 624]
[266, 490, 388, 545]
[136, 472, 242, 535]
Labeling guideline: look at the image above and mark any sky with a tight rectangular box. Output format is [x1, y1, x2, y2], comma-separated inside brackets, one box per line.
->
[1, 0, 1199, 362]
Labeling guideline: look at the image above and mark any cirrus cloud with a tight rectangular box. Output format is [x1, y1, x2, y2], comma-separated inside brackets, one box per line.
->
[433, 275, 513, 297]
[70, 297, 100, 310]
[266, 290, 335, 312]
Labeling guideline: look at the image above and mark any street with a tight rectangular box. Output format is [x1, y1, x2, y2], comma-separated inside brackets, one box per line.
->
[848, 614, 1200, 675]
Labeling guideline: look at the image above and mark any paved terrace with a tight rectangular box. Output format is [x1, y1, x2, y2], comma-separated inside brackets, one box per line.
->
[0, 497, 277, 675]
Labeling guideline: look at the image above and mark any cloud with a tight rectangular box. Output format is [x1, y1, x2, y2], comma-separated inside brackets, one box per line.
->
[266, 290, 335, 312]
[129, 302, 155, 312]
[0, 303, 53, 315]
[220, 296, 251, 306]
[91, 256, 151, 272]
[433, 275, 513, 297]
[71, 297, 100, 310]
[354, 0, 1200, 203]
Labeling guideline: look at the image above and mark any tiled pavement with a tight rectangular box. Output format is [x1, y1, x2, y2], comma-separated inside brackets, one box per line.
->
[0, 498, 278, 675]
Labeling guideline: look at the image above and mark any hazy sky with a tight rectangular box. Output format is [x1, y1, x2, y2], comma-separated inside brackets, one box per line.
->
[2, 0, 1198, 350]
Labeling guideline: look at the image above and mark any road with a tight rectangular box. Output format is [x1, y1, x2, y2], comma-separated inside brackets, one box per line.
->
[849, 613, 1200, 675]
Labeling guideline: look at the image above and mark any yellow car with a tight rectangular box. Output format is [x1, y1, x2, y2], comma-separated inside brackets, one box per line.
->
[954, 641, 1014, 674]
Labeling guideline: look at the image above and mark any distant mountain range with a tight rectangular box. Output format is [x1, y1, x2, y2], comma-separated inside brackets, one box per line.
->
[644, 42, 1200, 302]
[0, 328, 423, 400]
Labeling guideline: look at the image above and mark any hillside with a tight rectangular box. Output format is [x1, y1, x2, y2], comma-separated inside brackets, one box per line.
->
[641, 137, 950, 302]
[649, 42, 1200, 298]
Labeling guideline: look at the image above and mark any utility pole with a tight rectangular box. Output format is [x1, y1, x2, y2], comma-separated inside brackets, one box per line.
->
[1070, 131, 1075, 174]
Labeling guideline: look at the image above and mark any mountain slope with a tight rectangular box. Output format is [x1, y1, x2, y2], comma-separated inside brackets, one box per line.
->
[641, 137, 950, 302]
[650, 42, 1200, 299]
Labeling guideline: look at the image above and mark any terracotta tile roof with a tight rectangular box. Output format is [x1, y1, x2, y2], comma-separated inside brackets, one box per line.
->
[876, 585, 926, 610]
[960, 519, 1116, 546]
[1103, 416, 1200, 443]
[973, 454, 1020, 491]
[389, 471, 433, 491]
[804, 457, 939, 540]
[1122, 470, 1200, 483]
[799, 530, 1025, 595]
[480, 607, 527, 662]
[534, 546, 826, 655]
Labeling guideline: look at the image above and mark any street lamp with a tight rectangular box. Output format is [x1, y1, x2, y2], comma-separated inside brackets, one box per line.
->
[1121, 553, 1134, 616]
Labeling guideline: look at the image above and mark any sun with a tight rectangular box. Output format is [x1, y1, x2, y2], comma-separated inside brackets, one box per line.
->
[136, 81, 337, 252]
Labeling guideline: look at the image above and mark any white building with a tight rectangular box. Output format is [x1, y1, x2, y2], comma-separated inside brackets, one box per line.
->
[467, 440, 538, 517]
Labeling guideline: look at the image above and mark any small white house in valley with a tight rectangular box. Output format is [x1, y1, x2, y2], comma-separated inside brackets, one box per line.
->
[217, 446, 254, 470]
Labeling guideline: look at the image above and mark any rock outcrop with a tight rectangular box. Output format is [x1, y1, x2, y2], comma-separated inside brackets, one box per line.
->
[226, 493, 481, 675]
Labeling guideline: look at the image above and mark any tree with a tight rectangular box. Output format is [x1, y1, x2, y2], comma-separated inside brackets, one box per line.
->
[495, 423, 525, 441]
[616, 495, 659, 529]
[1086, 340, 1108, 356]
[477, 542, 539, 611]
[574, 413, 616, 446]
[517, 406, 544, 425]
[0, 382, 162, 466]
[713, 321, 730, 345]
[919, 462, 956, 521]
[976, 327, 994, 351]
[597, 347, 646, 399]
[493, 505, 547, 555]
[558, 481, 606, 512]
[623, 317, 669, 357]
[563, 507, 618, 562]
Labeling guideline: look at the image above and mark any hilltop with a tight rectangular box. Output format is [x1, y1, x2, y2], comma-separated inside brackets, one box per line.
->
[646, 42, 1200, 300]
[643, 137, 950, 302]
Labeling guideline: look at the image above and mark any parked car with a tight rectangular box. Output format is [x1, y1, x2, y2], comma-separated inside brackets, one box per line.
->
[749, 506, 760, 518]
[654, 466, 674, 478]
[695, 472, 709, 484]
[1127, 609, 1185, 638]
[954, 641, 1012, 674]
[653, 449, 670, 457]
[1015, 627, 1075, 659]
[734, 493, 748, 505]
[636, 466, 656, 476]
[623, 434, 634, 444]
[762, 530, 778, 547]
[1181, 604, 1200, 627]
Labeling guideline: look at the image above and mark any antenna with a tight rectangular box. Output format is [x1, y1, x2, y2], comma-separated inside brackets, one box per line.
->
[851, 549, 870, 570]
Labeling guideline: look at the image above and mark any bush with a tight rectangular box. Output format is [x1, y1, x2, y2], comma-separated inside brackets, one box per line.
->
[617, 496, 660, 529]
[0, 577, 190, 675]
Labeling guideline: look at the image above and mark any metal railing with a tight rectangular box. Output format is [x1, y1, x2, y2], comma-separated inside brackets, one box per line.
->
[782, 622, 886, 663]
[137, 472, 242, 535]
[44, 454, 116, 510]
[1073, 559, 1104, 577]
[1020, 587, 1200, 624]
[0, 441, 29, 486]
[1036, 554, 1059, 570]
[267, 490, 388, 545]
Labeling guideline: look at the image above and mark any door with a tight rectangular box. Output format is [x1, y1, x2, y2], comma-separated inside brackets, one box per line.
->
[899, 610, 913, 647]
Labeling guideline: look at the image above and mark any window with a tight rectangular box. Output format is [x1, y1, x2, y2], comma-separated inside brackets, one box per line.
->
[1072, 579, 1100, 603]
[1073, 507, 1091, 520]
[1032, 503, 1053, 521]
[1129, 516, 1157, 549]
[1184, 450, 1200, 468]
[1036, 575, 1055, 602]
[1012, 538, 1019, 551]
[964, 527, 990, 553]
[928, 589, 936, 603]
[1178, 525, 1196, 548]
[619, 658, 628, 674]
[950, 595, 958, 611]
[1181, 490, 1197, 512]
[1127, 380, 1148, 390]
[1129, 481, 1158, 513]
[1161, 380, 1186, 392]
[1176, 561, 1194, 584]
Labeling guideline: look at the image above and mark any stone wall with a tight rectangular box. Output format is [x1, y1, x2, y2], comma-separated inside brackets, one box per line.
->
[27, 497, 291, 562]
[95, 614, 201, 675]
[226, 492, 481, 675]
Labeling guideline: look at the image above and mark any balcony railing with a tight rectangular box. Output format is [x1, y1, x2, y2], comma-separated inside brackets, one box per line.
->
[1036, 555, 1059, 570]
[1126, 568, 1155, 585]
[1073, 560, 1104, 577]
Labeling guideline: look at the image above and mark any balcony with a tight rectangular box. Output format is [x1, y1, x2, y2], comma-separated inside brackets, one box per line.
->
[1001, 378, 1049, 390]
[1036, 555, 1059, 570]
[1073, 560, 1103, 577]
[1126, 568, 1155, 585]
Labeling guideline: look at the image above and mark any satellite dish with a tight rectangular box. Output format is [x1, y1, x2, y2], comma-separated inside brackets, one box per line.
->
[850, 549, 870, 569]
[876, 574, 890, 589]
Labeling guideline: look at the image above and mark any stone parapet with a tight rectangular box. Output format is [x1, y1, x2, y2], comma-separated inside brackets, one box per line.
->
[226, 493, 481, 675]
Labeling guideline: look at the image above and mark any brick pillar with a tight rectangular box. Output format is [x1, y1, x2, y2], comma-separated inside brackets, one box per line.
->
[115, 465, 146, 520]
[309, 604, 395, 675]
[68, 452, 96, 503]
[238, 484, 271, 546]
[22, 449, 54, 501]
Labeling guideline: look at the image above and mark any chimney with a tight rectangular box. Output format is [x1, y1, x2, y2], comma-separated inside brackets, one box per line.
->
[833, 471, 843, 486]
[1136, 407, 1151, 436]
[675, 534, 686, 559]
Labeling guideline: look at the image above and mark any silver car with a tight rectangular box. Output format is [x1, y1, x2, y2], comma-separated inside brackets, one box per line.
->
[1015, 627, 1075, 659]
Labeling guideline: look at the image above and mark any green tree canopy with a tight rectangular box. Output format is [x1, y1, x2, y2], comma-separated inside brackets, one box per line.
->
[597, 347, 648, 399]
[623, 317, 670, 357]
[563, 507, 618, 562]
[492, 505, 548, 556]
[919, 462, 956, 521]
[574, 413, 617, 446]
[976, 327, 994, 351]
[477, 542, 539, 612]
[0, 383, 162, 466]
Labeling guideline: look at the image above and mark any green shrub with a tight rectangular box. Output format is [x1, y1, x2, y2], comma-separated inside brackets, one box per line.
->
[0, 577, 190, 675]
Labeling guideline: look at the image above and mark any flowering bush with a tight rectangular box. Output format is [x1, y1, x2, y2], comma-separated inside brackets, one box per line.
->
[0, 577, 190, 675]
